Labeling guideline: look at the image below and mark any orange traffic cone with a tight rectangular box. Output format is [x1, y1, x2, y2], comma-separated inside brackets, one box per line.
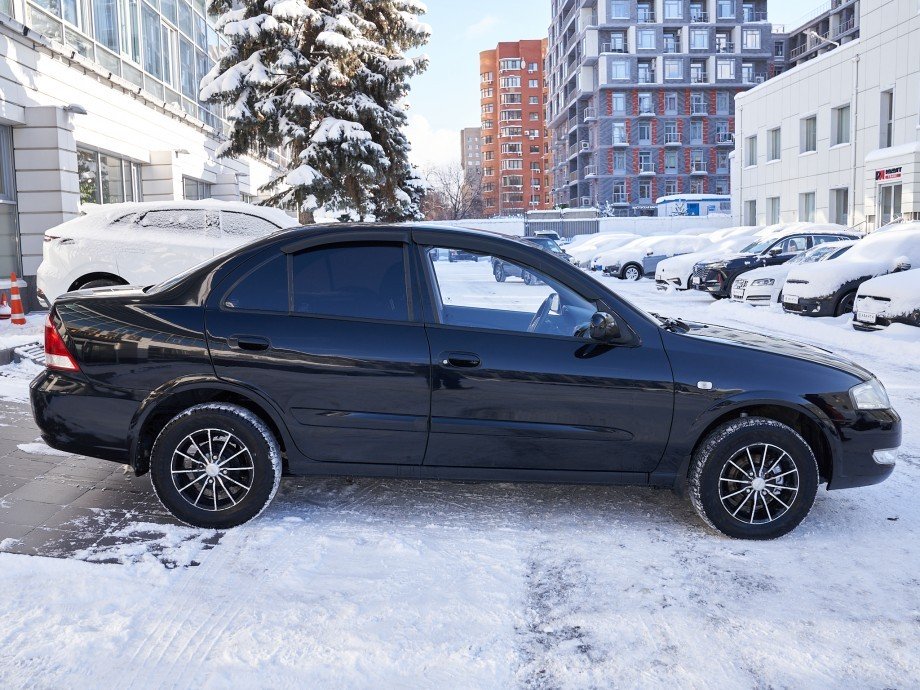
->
[0, 292, 9, 320]
[9, 273, 26, 326]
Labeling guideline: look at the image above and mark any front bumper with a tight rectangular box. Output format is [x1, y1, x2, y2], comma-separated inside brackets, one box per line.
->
[827, 407, 901, 490]
[782, 295, 835, 317]
[30, 370, 139, 462]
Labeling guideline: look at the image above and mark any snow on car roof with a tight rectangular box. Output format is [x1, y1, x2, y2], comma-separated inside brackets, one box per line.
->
[857, 268, 920, 316]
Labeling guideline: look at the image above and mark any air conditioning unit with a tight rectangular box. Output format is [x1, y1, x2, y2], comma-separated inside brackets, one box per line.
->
[580, 141, 590, 150]
[755, 75, 765, 84]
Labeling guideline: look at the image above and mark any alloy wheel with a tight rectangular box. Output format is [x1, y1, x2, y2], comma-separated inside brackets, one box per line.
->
[718, 443, 800, 525]
[171, 428, 255, 512]
[624, 266, 641, 281]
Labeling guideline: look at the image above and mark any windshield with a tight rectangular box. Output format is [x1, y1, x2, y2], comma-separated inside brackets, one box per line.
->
[742, 237, 777, 254]
[528, 237, 565, 253]
[788, 244, 837, 265]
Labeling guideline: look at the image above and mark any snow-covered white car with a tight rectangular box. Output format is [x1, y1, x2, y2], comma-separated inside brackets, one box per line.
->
[852, 269, 920, 330]
[595, 235, 711, 280]
[731, 240, 855, 305]
[567, 233, 639, 267]
[783, 223, 920, 317]
[655, 233, 766, 291]
[37, 200, 298, 305]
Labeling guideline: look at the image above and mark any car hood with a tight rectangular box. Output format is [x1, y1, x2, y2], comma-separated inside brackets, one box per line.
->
[705, 252, 759, 267]
[737, 264, 792, 283]
[678, 321, 871, 380]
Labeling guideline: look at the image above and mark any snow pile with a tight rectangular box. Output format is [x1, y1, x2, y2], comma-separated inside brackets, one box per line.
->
[856, 269, 920, 317]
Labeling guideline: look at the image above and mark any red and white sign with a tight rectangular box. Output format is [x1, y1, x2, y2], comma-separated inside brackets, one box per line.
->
[875, 167, 902, 182]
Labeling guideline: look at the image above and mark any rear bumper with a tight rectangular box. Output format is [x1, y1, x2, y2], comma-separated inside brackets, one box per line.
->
[828, 408, 901, 490]
[30, 370, 140, 462]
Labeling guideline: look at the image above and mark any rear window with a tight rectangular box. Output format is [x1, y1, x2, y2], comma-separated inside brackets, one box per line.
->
[224, 254, 289, 312]
[221, 211, 281, 238]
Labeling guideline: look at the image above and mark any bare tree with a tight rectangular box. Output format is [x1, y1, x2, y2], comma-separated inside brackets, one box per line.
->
[422, 163, 484, 220]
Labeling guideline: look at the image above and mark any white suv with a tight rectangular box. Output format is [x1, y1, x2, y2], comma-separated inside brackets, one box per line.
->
[37, 200, 298, 305]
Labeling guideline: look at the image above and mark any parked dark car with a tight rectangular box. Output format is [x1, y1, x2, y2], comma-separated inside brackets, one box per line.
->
[492, 236, 572, 283]
[692, 230, 857, 299]
[31, 225, 900, 539]
[448, 249, 479, 262]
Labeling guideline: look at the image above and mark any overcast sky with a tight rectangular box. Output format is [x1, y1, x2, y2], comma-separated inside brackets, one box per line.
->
[406, 0, 815, 170]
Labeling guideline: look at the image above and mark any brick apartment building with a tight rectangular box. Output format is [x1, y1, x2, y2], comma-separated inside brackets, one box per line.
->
[479, 39, 551, 217]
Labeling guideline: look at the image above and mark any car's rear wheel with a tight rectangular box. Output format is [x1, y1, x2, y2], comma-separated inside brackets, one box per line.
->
[689, 417, 819, 540]
[494, 263, 506, 282]
[76, 277, 122, 290]
[835, 290, 857, 316]
[621, 264, 642, 281]
[522, 270, 539, 285]
[150, 403, 281, 529]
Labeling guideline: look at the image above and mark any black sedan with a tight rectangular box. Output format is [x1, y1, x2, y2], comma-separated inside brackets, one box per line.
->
[692, 230, 857, 298]
[31, 225, 900, 539]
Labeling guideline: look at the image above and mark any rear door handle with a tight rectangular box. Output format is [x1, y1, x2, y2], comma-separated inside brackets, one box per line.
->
[439, 351, 481, 368]
[228, 335, 271, 352]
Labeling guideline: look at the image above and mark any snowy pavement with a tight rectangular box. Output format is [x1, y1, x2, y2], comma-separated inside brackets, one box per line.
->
[0, 272, 918, 688]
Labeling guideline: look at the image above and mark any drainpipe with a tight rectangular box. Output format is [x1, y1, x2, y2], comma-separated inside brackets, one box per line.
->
[737, 104, 743, 225]
[850, 53, 860, 230]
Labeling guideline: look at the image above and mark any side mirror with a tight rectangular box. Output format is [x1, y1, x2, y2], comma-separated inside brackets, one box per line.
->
[893, 258, 912, 273]
[589, 312, 621, 341]
[768, 247, 783, 257]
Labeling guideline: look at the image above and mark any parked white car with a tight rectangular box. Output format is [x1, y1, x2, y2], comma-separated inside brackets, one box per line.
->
[655, 234, 767, 291]
[594, 235, 711, 280]
[852, 269, 920, 330]
[731, 240, 855, 305]
[569, 233, 639, 267]
[37, 200, 298, 305]
[783, 223, 920, 317]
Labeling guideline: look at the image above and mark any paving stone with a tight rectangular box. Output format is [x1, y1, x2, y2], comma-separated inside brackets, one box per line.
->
[0, 522, 33, 540]
[0, 499, 63, 527]
[6, 480, 92, 505]
[41, 506, 131, 533]
[44, 464, 119, 482]
[8, 528, 96, 557]
[0, 476, 29, 497]
[0, 457, 58, 479]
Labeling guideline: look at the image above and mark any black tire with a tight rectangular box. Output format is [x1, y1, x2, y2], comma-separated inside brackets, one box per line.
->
[494, 263, 506, 282]
[150, 403, 282, 529]
[76, 278, 122, 290]
[689, 417, 819, 540]
[523, 270, 538, 286]
[621, 263, 643, 281]
[835, 290, 857, 317]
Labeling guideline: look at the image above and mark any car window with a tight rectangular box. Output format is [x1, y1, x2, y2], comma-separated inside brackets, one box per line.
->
[291, 243, 409, 321]
[221, 211, 281, 238]
[139, 209, 219, 235]
[425, 247, 596, 338]
[811, 235, 840, 246]
[224, 254, 289, 312]
[527, 237, 565, 253]
[782, 236, 808, 253]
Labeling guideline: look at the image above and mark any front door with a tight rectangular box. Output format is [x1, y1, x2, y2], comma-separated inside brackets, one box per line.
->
[419, 245, 674, 473]
[878, 183, 902, 226]
[207, 240, 431, 466]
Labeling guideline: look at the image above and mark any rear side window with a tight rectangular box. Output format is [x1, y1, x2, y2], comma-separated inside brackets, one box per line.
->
[291, 243, 409, 321]
[221, 211, 281, 238]
[224, 254, 289, 312]
[139, 209, 219, 235]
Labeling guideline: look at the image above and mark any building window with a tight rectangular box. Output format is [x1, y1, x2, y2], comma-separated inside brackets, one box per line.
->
[716, 92, 730, 114]
[610, 59, 629, 80]
[664, 0, 682, 18]
[611, 92, 627, 114]
[665, 93, 679, 114]
[612, 180, 627, 202]
[690, 120, 703, 143]
[716, 150, 730, 172]
[774, 41, 784, 57]
[664, 59, 682, 80]
[717, 0, 735, 19]
[880, 90, 894, 148]
[767, 127, 781, 160]
[664, 179, 678, 196]
[799, 192, 816, 222]
[528, 95, 539, 104]
[691, 93, 706, 115]
[745, 135, 757, 166]
[77, 147, 143, 204]
[610, 0, 629, 19]
[716, 59, 735, 80]
[638, 92, 654, 114]
[528, 62, 539, 72]
[612, 122, 627, 144]
[528, 79, 539, 88]
[690, 29, 708, 50]
[182, 175, 212, 200]
[499, 75, 521, 88]
[800, 116, 817, 153]
[742, 29, 761, 49]
[638, 121, 651, 144]
[639, 150, 654, 173]
[665, 150, 679, 173]
[613, 151, 627, 171]
[830, 188, 849, 226]
[690, 149, 705, 172]
[638, 179, 652, 200]
[767, 196, 780, 224]
[638, 60, 655, 83]
[499, 58, 522, 71]
[744, 199, 757, 225]
[831, 104, 850, 145]
[637, 29, 656, 49]
[689, 178, 704, 194]
[714, 178, 729, 195]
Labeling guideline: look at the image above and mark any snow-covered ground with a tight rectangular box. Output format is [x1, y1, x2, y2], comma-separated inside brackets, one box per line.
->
[1, 268, 918, 688]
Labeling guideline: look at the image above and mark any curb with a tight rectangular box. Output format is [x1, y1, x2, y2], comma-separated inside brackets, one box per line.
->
[0, 340, 42, 366]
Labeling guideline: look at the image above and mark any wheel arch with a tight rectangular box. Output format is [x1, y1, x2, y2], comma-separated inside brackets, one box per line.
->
[621, 261, 643, 279]
[68, 271, 129, 292]
[674, 397, 840, 494]
[129, 378, 293, 476]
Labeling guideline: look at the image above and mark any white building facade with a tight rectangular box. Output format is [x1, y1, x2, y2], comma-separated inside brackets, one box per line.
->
[731, 0, 920, 231]
[0, 0, 284, 306]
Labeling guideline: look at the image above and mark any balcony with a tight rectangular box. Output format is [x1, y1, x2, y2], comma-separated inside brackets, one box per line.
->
[638, 105, 656, 116]
[691, 105, 708, 116]
[716, 42, 735, 53]
[743, 10, 769, 21]
[835, 16, 855, 37]
[716, 132, 735, 145]
[611, 192, 629, 204]
[612, 136, 629, 147]
[691, 162, 708, 173]
[637, 11, 656, 23]
[741, 73, 767, 84]
[690, 72, 709, 84]
[584, 165, 598, 177]
[690, 11, 709, 22]
[639, 163, 656, 175]
[582, 107, 597, 122]
[637, 72, 657, 84]
[664, 133, 682, 145]
[600, 43, 628, 54]
[568, 171, 579, 183]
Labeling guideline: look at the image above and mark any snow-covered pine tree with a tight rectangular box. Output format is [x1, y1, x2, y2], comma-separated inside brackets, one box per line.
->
[201, 0, 430, 222]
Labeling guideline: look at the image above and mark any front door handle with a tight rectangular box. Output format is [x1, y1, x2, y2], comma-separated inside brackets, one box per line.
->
[439, 351, 481, 368]
[228, 335, 271, 352]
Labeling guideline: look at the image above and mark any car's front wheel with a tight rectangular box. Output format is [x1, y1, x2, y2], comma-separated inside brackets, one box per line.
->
[494, 263, 506, 282]
[836, 290, 857, 316]
[150, 403, 282, 529]
[689, 417, 819, 540]
[621, 263, 643, 281]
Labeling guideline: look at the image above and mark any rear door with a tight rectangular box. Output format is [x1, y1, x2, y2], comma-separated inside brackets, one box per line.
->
[206, 236, 431, 466]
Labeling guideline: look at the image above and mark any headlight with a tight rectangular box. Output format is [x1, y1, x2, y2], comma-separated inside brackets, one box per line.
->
[850, 379, 891, 410]
[751, 278, 775, 287]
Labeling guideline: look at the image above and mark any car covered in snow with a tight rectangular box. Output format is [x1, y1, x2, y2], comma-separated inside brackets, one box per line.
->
[691, 224, 856, 299]
[36, 200, 298, 306]
[731, 240, 855, 306]
[595, 235, 711, 280]
[568, 233, 639, 268]
[31, 224, 902, 540]
[783, 223, 920, 317]
[851, 269, 920, 330]
[655, 233, 769, 291]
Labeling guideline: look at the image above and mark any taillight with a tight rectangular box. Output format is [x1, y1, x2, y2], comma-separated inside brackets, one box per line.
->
[44, 314, 79, 372]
